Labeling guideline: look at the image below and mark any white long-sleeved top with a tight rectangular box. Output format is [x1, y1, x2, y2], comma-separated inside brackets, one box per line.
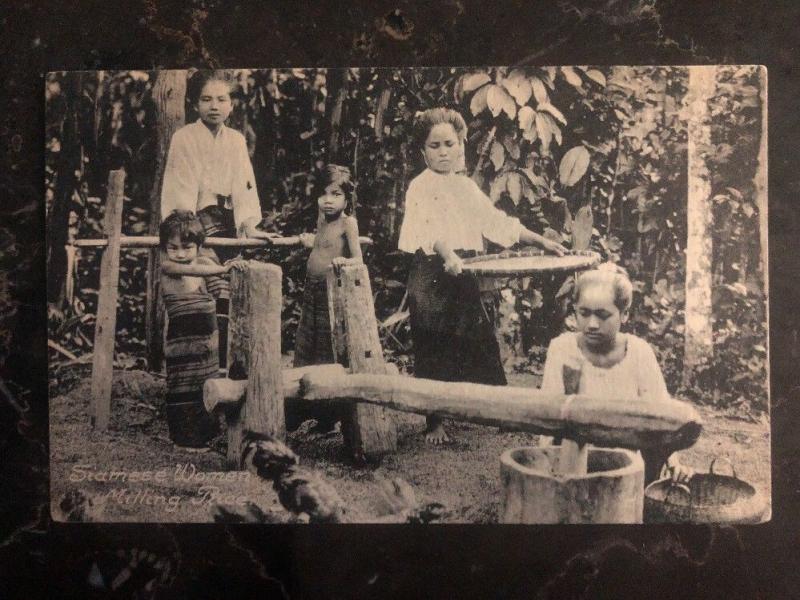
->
[160, 120, 262, 228]
[540, 332, 670, 402]
[398, 169, 523, 255]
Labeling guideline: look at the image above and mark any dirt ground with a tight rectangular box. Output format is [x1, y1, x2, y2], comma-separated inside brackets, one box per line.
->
[49, 363, 771, 524]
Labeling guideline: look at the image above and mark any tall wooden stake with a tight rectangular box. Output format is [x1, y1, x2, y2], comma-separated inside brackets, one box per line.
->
[90, 169, 126, 429]
[226, 261, 284, 467]
[327, 263, 397, 462]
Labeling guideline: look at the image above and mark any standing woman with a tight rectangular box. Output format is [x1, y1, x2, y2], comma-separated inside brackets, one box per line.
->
[160, 71, 269, 368]
[398, 108, 566, 444]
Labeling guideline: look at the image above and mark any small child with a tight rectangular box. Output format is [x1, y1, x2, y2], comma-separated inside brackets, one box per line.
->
[398, 107, 566, 444]
[288, 165, 362, 431]
[159, 210, 245, 449]
[540, 264, 693, 485]
[161, 70, 269, 369]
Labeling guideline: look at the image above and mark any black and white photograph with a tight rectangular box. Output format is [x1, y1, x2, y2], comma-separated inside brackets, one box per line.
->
[45, 66, 769, 524]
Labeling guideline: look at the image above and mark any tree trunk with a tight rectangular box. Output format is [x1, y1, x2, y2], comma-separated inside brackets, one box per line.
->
[755, 66, 768, 297]
[145, 70, 186, 371]
[326, 68, 350, 162]
[47, 72, 84, 306]
[682, 66, 716, 390]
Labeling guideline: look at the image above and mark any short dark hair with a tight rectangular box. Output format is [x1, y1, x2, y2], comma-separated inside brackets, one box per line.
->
[187, 70, 234, 106]
[574, 264, 634, 313]
[413, 107, 468, 149]
[316, 164, 356, 214]
[159, 210, 205, 249]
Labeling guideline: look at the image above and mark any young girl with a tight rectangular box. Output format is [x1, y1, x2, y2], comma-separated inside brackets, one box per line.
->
[398, 107, 566, 444]
[161, 70, 269, 369]
[159, 210, 245, 449]
[288, 165, 362, 431]
[540, 264, 693, 484]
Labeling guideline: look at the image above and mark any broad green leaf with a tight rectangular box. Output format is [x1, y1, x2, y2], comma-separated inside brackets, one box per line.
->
[518, 105, 535, 131]
[523, 122, 538, 142]
[462, 72, 491, 93]
[572, 204, 593, 250]
[470, 84, 490, 116]
[560, 66, 583, 88]
[487, 85, 516, 119]
[502, 70, 532, 106]
[490, 140, 506, 170]
[559, 146, 591, 187]
[520, 167, 548, 191]
[543, 67, 557, 89]
[489, 172, 509, 203]
[538, 102, 566, 125]
[502, 133, 521, 160]
[585, 69, 607, 87]
[535, 112, 555, 154]
[507, 171, 522, 204]
[531, 77, 549, 105]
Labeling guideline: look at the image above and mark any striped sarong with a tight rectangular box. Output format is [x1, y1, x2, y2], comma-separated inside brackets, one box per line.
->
[197, 204, 238, 369]
[164, 291, 220, 446]
[288, 277, 341, 431]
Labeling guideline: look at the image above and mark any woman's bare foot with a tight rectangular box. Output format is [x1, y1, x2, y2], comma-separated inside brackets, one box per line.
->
[424, 416, 450, 445]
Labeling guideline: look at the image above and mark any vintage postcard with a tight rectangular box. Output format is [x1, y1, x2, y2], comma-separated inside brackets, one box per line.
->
[46, 66, 769, 523]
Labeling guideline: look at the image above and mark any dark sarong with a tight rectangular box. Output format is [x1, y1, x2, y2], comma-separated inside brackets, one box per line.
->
[288, 277, 342, 431]
[294, 277, 335, 367]
[407, 250, 506, 386]
[197, 203, 238, 369]
[164, 292, 220, 446]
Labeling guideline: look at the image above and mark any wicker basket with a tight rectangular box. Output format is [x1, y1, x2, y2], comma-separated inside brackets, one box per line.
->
[644, 458, 767, 524]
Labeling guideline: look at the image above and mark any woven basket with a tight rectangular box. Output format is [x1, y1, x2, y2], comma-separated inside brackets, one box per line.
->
[644, 458, 767, 524]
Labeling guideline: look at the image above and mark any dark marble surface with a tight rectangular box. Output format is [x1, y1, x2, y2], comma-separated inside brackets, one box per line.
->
[2, 1, 799, 597]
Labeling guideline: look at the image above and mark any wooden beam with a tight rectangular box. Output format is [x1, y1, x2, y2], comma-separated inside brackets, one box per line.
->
[328, 263, 397, 461]
[204, 364, 348, 413]
[90, 169, 126, 430]
[299, 371, 703, 452]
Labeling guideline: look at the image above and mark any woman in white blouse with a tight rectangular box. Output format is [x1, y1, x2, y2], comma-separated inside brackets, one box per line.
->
[398, 107, 565, 444]
[160, 71, 269, 369]
[540, 265, 693, 485]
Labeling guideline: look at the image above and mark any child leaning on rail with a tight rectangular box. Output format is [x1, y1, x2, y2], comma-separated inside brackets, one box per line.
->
[159, 210, 246, 450]
[539, 263, 693, 485]
[286, 165, 363, 433]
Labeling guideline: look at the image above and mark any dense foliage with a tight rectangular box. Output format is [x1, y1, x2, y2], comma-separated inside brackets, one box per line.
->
[45, 67, 767, 414]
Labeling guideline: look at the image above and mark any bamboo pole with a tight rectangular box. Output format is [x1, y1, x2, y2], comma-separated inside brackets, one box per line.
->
[90, 169, 126, 430]
[71, 235, 373, 248]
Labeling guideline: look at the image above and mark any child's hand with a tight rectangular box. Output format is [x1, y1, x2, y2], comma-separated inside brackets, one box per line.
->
[299, 233, 315, 248]
[224, 259, 248, 273]
[443, 254, 463, 276]
[541, 238, 567, 256]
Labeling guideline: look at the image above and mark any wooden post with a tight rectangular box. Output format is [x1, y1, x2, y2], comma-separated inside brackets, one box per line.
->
[90, 169, 126, 429]
[327, 263, 397, 461]
[225, 262, 250, 467]
[226, 261, 284, 467]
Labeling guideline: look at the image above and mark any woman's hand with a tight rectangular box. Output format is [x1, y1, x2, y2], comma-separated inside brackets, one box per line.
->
[224, 258, 248, 273]
[443, 253, 463, 276]
[666, 456, 694, 484]
[541, 238, 567, 256]
[299, 233, 316, 248]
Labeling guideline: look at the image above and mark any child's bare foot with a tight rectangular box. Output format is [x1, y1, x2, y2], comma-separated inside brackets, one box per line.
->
[424, 422, 450, 445]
